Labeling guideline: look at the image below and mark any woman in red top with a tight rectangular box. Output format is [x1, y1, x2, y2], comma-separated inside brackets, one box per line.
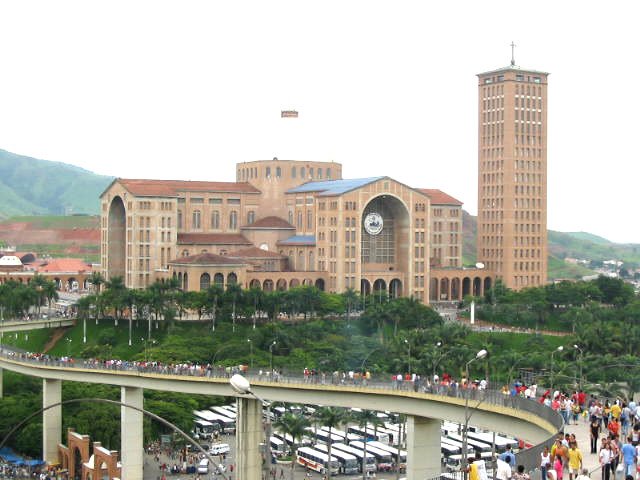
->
[608, 418, 620, 438]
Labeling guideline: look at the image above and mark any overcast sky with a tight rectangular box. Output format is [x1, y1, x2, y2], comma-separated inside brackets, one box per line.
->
[0, 1, 638, 243]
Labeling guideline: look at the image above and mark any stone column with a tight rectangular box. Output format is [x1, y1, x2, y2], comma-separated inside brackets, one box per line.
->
[405, 415, 441, 480]
[121, 386, 144, 480]
[236, 397, 263, 480]
[42, 379, 62, 464]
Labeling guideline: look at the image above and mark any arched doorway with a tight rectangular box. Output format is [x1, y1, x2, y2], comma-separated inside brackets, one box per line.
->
[373, 279, 387, 302]
[439, 278, 450, 301]
[263, 279, 274, 292]
[389, 279, 402, 298]
[451, 278, 461, 301]
[303, 278, 313, 286]
[429, 278, 439, 302]
[107, 196, 126, 281]
[249, 279, 261, 289]
[360, 279, 371, 296]
[182, 273, 188, 290]
[484, 277, 492, 293]
[289, 279, 300, 288]
[200, 273, 210, 291]
[462, 277, 471, 297]
[214, 273, 224, 287]
[473, 277, 482, 296]
[227, 272, 237, 285]
[276, 279, 287, 291]
[314, 279, 325, 291]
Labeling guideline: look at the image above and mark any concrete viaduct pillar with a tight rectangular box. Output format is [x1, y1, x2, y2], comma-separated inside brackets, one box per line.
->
[121, 386, 144, 480]
[236, 397, 263, 480]
[0, 367, 3, 398]
[405, 415, 441, 480]
[42, 379, 62, 464]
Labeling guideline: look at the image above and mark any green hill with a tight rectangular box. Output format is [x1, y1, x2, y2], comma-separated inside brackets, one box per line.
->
[0, 149, 114, 219]
[462, 212, 640, 280]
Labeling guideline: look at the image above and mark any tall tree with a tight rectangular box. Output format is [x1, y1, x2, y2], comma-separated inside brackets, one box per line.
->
[313, 407, 350, 480]
[273, 412, 311, 480]
[352, 409, 383, 480]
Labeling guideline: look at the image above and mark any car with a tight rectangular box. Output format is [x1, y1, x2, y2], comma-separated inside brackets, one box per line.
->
[197, 459, 209, 474]
[209, 443, 230, 455]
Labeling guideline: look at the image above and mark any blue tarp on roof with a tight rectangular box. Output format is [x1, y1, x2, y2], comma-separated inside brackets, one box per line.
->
[278, 235, 316, 245]
[0, 447, 43, 465]
[286, 177, 384, 196]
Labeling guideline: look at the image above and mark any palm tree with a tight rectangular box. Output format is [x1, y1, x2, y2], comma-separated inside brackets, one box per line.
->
[342, 288, 359, 325]
[353, 409, 383, 480]
[273, 413, 311, 480]
[206, 284, 223, 332]
[313, 407, 350, 479]
[225, 282, 243, 332]
[88, 271, 105, 294]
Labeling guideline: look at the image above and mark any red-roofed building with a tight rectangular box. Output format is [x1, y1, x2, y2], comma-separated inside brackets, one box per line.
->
[0, 254, 93, 292]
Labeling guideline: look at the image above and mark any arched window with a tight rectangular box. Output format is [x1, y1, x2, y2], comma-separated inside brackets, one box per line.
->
[229, 211, 238, 230]
[276, 167, 281, 178]
[211, 211, 220, 229]
[301, 167, 306, 178]
[182, 249, 189, 257]
[326, 168, 331, 179]
[291, 167, 297, 178]
[192, 210, 201, 229]
[309, 167, 314, 178]
[177, 210, 183, 229]
[317, 169, 323, 179]
[200, 273, 211, 291]
[306, 211, 313, 230]
[247, 211, 256, 225]
[227, 272, 237, 285]
[297, 212, 303, 229]
[214, 273, 224, 286]
[266, 166, 271, 178]
[288, 211, 294, 225]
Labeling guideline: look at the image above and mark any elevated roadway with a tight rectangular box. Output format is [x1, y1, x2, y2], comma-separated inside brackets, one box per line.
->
[0, 351, 563, 480]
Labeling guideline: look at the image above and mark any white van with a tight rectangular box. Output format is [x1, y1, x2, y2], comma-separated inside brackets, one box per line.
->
[197, 459, 210, 474]
[210, 443, 231, 455]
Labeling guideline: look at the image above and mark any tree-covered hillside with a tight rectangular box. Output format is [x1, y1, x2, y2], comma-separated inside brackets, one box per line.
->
[0, 149, 113, 218]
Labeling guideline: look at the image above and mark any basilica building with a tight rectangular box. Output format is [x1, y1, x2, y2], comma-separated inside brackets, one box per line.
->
[100, 158, 494, 305]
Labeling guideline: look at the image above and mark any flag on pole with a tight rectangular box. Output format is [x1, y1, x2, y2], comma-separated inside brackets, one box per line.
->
[281, 110, 298, 118]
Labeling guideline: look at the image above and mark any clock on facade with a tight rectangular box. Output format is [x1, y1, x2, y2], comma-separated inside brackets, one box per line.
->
[364, 212, 384, 235]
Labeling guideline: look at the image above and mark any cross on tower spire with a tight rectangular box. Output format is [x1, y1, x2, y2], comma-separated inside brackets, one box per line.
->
[510, 41, 516, 66]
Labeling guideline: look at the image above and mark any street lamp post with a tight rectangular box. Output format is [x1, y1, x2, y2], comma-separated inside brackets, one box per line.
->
[65, 338, 72, 357]
[432, 341, 443, 379]
[247, 339, 253, 369]
[462, 349, 488, 480]
[573, 344, 584, 390]
[404, 339, 411, 375]
[269, 341, 276, 374]
[230, 374, 272, 480]
[550, 345, 564, 390]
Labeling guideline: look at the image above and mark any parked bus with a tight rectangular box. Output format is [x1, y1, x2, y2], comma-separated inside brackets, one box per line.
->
[349, 441, 393, 471]
[444, 452, 495, 471]
[367, 441, 407, 465]
[296, 447, 340, 475]
[347, 426, 389, 444]
[443, 432, 492, 453]
[466, 430, 517, 451]
[270, 436, 287, 457]
[440, 441, 461, 457]
[273, 432, 312, 448]
[330, 443, 377, 473]
[193, 419, 219, 440]
[315, 429, 344, 445]
[194, 410, 236, 434]
[440, 437, 474, 455]
[211, 406, 237, 419]
[313, 444, 359, 474]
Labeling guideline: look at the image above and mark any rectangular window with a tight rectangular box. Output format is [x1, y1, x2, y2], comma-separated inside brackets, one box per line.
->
[209, 198, 222, 204]
[227, 198, 241, 205]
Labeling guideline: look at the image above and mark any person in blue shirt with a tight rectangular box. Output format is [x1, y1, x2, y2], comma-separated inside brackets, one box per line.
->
[499, 445, 516, 467]
[621, 436, 636, 477]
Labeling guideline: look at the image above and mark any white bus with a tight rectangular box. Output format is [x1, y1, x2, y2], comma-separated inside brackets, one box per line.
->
[296, 447, 340, 475]
[443, 432, 492, 453]
[466, 430, 516, 451]
[316, 428, 348, 445]
[367, 441, 407, 464]
[270, 436, 287, 457]
[348, 441, 393, 471]
[347, 426, 389, 444]
[211, 406, 237, 419]
[330, 443, 377, 473]
[273, 432, 312, 448]
[313, 444, 360, 474]
[194, 410, 236, 434]
[193, 419, 219, 439]
[440, 437, 474, 455]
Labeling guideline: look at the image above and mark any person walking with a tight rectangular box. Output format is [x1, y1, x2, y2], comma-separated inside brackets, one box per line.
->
[541, 446, 552, 480]
[620, 436, 636, 478]
[568, 442, 583, 480]
[600, 438, 613, 480]
[591, 417, 603, 454]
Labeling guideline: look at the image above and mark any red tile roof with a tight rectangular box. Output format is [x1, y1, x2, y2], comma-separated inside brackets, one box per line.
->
[177, 233, 252, 245]
[228, 247, 285, 259]
[242, 216, 294, 229]
[107, 179, 260, 197]
[417, 189, 463, 206]
[37, 258, 92, 273]
[170, 253, 247, 266]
